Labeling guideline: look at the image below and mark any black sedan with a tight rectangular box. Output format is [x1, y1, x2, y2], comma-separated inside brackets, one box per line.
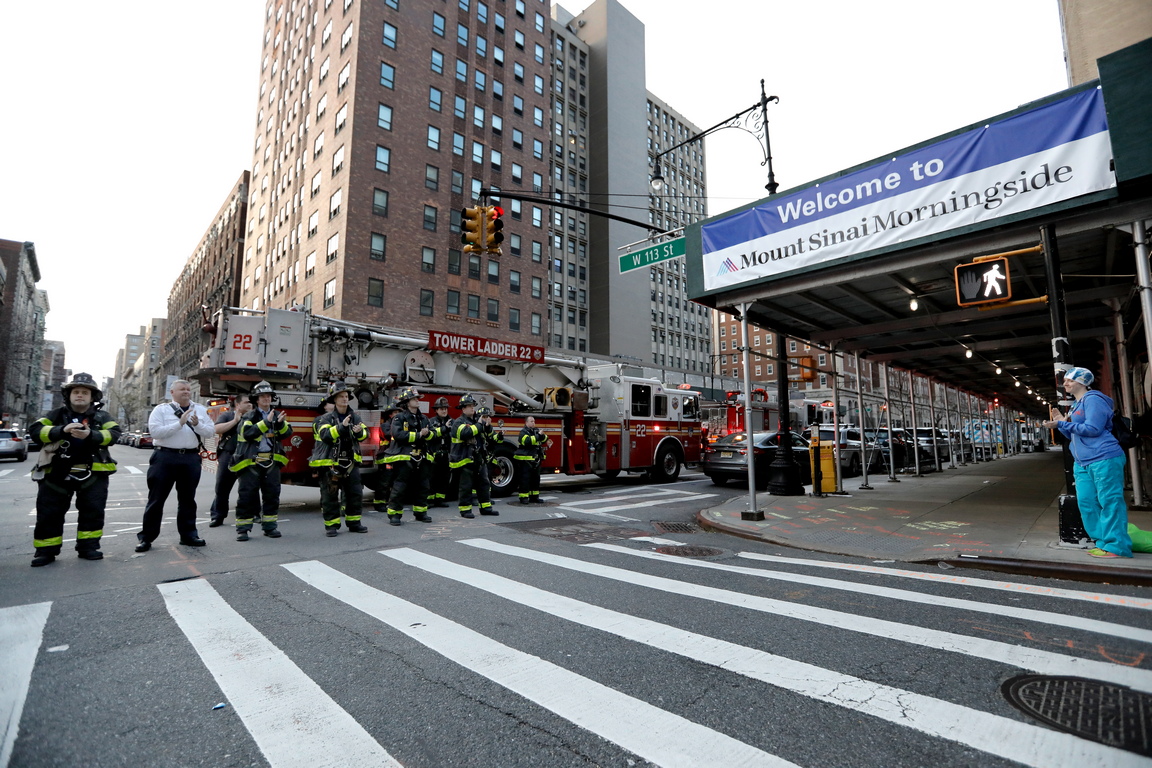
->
[702, 431, 811, 489]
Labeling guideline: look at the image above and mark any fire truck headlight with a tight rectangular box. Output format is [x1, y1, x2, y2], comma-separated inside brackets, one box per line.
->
[291, 436, 303, 447]
[294, 396, 307, 405]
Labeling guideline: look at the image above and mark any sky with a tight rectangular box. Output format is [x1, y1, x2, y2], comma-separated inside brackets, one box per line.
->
[0, 0, 1069, 383]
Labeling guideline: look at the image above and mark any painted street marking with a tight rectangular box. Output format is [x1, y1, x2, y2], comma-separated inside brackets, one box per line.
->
[588, 545, 1151, 645]
[737, 552, 1152, 611]
[158, 579, 402, 768]
[125, 466, 143, 475]
[461, 539, 1152, 694]
[0, 602, 51, 768]
[559, 492, 716, 515]
[621, 536, 685, 546]
[384, 549, 1133, 768]
[0, 470, 13, 478]
[555, 506, 640, 522]
[284, 560, 792, 768]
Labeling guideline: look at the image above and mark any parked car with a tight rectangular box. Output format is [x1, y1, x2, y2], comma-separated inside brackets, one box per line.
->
[137, 433, 154, 448]
[0, 429, 29, 462]
[703, 431, 811, 489]
[802, 426, 882, 476]
[127, 432, 142, 447]
[913, 427, 955, 464]
[865, 429, 935, 473]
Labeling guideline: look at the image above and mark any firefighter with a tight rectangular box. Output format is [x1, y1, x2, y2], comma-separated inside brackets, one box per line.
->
[514, 415, 550, 504]
[381, 387, 433, 525]
[310, 382, 369, 536]
[449, 396, 498, 518]
[371, 403, 401, 513]
[230, 381, 292, 541]
[426, 396, 453, 507]
[29, 373, 121, 567]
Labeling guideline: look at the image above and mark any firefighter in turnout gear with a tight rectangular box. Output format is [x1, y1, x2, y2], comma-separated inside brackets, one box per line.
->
[230, 381, 292, 541]
[515, 415, 550, 504]
[426, 397, 453, 507]
[29, 373, 121, 567]
[372, 403, 402, 513]
[310, 382, 369, 536]
[381, 387, 433, 525]
[450, 396, 499, 518]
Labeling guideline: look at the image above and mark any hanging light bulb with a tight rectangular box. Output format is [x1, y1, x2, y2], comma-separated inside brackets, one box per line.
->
[995, 366, 1002, 375]
[1014, 380, 1021, 387]
[965, 348, 973, 358]
[909, 297, 919, 311]
[1027, 388, 1032, 394]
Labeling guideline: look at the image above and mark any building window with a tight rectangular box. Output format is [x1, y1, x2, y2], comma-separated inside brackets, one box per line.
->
[789, 340, 798, 352]
[429, 86, 442, 111]
[766, 364, 774, 375]
[487, 259, 499, 284]
[377, 103, 393, 130]
[451, 170, 464, 195]
[338, 62, 351, 92]
[422, 247, 436, 273]
[323, 278, 336, 308]
[447, 290, 460, 315]
[420, 289, 434, 316]
[432, 12, 445, 37]
[305, 251, 316, 278]
[380, 62, 395, 88]
[448, 249, 461, 275]
[335, 103, 348, 133]
[373, 189, 388, 216]
[457, 22, 468, 46]
[467, 294, 480, 319]
[370, 233, 386, 261]
[452, 132, 464, 156]
[368, 278, 384, 307]
[467, 254, 481, 280]
[308, 211, 319, 236]
[472, 141, 484, 164]
[329, 188, 342, 219]
[456, 58, 467, 82]
[326, 233, 340, 263]
[431, 49, 444, 74]
[375, 145, 390, 172]
[423, 205, 437, 231]
[509, 270, 520, 293]
[425, 164, 439, 189]
[531, 312, 541, 335]
[487, 298, 499, 322]
[382, 22, 397, 48]
[509, 308, 520, 331]
[531, 276, 542, 298]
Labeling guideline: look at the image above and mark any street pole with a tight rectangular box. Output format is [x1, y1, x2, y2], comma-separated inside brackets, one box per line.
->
[908, 370, 922, 477]
[883, 363, 899, 483]
[927, 379, 942, 472]
[1041, 224, 1076, 495]
[855, 352, 873, 490]
[738, 303, 763, 520]
[767, 333, 803, 495]
[830, 354, 843, 493]
[1110, 299, 1143, 506]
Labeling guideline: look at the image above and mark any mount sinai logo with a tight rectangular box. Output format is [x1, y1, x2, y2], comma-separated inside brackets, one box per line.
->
[715, 257, 740, 276]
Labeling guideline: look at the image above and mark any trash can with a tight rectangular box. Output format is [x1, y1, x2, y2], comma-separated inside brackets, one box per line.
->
[809, 438, 837, 493]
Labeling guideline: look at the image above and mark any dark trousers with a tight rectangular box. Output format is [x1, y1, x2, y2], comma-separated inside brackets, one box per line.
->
[319, 466, 364, 528]
[386, 459, 429, 514]
[457, 461, 492, 512]
[210, 450, 237, 522]
[139, 449, 202, 543]
[371, 462, 393, 510]
[428, 453, 450, 504]
[34, 475, 109, 556]
[235, 464, 281, 532]
[517, 459, 541, 500]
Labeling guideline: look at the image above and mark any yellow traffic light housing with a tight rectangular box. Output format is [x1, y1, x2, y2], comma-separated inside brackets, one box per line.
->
[484, 205, 505, 255]
[461, 206, 485, 253]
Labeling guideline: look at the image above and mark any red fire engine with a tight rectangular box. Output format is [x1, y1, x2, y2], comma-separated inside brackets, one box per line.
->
[193, 308, 704, 496]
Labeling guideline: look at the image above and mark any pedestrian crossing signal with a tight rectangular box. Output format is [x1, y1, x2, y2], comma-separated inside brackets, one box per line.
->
[954, 257, 1012, 307]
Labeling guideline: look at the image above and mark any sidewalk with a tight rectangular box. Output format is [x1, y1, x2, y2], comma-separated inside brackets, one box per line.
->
[697, 450, 1152, 586]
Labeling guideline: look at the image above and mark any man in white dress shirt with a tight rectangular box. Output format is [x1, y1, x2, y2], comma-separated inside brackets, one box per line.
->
[135, 380, 216, 551]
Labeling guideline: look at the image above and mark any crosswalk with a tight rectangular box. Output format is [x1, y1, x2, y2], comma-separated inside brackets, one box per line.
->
[3, 537, 1147, 767]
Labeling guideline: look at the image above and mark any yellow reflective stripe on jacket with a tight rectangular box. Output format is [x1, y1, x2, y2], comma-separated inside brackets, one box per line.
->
[35, 536, 63, 547]
[38, 422, 54, 442]
[449, 457, 474, 469]
[98, 430, 115, 446]
[512, 454, 536, 461]
[76, 530, 102, 540]
[92, 462, 117, 473]
[381, 454, 411, 463]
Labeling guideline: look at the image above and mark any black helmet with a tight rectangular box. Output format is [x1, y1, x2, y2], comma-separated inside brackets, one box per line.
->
[325, 381, 354, 404]
[395, 386, 420, 404]
[433, 396, 450, 409]
[249, 380, 276, 403]
[476, 405, 494, 418]
[458, 394, 478, 409]
[62, 372, 102, 402]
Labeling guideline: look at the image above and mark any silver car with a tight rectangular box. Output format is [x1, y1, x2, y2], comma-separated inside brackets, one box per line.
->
[0, 429, 29, 462]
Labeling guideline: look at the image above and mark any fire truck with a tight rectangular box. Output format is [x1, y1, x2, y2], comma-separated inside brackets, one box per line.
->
[192, 307, 704, 496]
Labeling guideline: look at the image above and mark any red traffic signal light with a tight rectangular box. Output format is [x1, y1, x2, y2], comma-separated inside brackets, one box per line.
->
[484, 206, 504, 254]
[461, 206, 485, 253]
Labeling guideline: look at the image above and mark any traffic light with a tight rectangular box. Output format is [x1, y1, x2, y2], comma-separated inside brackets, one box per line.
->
[484, 205, 504, 254]
[461, 206, 485, 253]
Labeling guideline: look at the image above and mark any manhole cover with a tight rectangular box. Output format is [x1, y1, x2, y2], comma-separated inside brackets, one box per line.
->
[655, 545, 723, 558]
[653, 521, 699, 534]
[1001, 675, 1151, 755]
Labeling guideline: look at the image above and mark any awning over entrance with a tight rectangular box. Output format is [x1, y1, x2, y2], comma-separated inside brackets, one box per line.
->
[685, 40, 1152, 418]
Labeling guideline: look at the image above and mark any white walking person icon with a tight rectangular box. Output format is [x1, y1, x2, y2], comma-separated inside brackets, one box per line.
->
[982, 263, 1006, 297]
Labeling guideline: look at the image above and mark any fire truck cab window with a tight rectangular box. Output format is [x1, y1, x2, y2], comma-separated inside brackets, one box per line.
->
[630, 384, 651, 417]
[654, 395, 667, 417]
[682, 396, 698, 419]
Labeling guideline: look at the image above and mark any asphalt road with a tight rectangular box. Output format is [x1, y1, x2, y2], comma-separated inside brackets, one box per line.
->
[1, 445, 1148, 767]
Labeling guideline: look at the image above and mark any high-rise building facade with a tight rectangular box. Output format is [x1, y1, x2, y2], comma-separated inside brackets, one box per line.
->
[238, 0, 707, 368]
[0, 239, 45, 429]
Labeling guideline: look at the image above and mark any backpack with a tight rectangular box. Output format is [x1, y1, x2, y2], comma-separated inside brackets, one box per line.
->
[1112, 411, 1139, 451]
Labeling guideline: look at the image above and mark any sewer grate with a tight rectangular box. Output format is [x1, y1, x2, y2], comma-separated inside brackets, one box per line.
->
[655, 545, 724, 558]
[1001, 675, 1151, 756]
[652, 521, 699, 534]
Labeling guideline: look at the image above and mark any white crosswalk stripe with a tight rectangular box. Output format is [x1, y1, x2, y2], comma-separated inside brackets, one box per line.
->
[557, 485, 717, 518]
[124, 465, 143, 475]
[0, 470, 14, 478]
[158, 579, 402, 768]
[461, 538, 1152, 693]
[0, 603, 51, 768]
[381, 547, 1135, 768]
[282, 560, 796, 768]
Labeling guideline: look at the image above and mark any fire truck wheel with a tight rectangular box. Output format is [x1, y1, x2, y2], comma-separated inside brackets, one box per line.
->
[594, 469, 620, 481]
[650, 444, 682, 483]
[488, 448, 517, 498]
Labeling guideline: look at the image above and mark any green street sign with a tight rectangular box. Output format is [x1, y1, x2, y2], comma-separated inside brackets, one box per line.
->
[619, 237, 685, 274]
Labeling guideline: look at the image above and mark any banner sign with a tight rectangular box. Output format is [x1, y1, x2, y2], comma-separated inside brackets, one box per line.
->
[427, 330, 545, 363]
[701, 88, 1115, 291]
